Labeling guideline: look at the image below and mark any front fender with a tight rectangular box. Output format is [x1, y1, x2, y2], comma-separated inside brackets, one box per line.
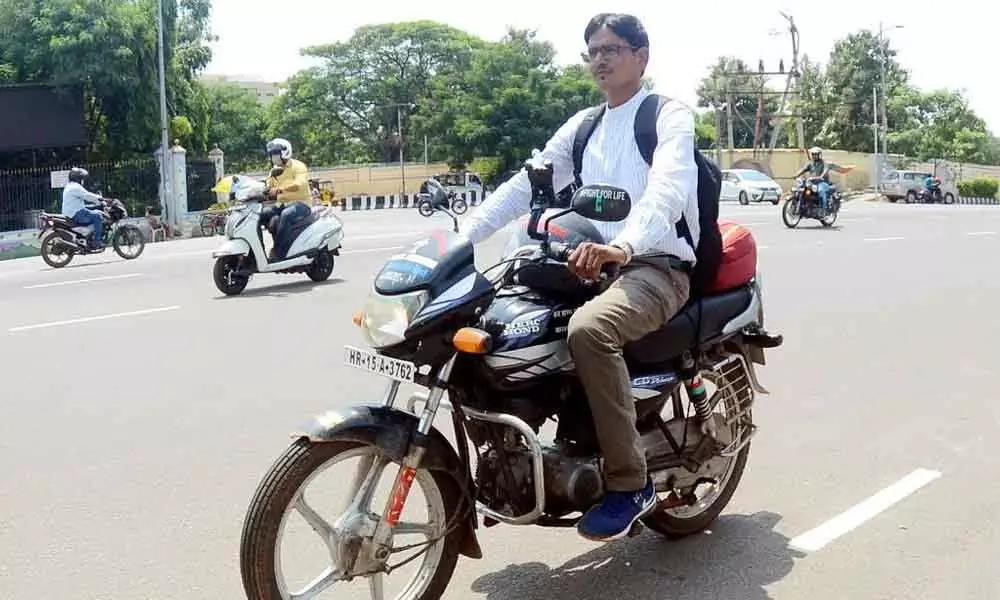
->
[212, 238, 251, 258]
[301, 404, 483, 560]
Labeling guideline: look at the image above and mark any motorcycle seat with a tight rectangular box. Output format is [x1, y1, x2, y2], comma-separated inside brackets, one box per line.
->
[624, 283, 754, 369]
[42, 212, 73, 224]
[72, 226, 94, 235]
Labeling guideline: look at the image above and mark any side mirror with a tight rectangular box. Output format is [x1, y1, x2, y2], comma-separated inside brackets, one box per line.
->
[570, 184, 631, 222]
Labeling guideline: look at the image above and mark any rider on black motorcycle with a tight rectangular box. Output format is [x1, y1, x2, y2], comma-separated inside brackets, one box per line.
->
[60, 167, 105, 250]
[923, 174, 942, 201]
[795, 146, 832, 211]
[263, 138, 311, 261]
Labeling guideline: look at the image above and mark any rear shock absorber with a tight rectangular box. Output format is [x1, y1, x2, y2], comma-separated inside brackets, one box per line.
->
[679, 352, 716, 437]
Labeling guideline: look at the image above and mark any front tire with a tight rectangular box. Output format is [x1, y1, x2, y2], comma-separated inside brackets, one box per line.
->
[781, 197, 801, 228]
[306, 248, 335, 282]
[738, 191, 749, 205]
[40, 233, 74, 268]
[240, 439, 462, 600]
[213, 255, 249, 295]
[112, 224, 145, 260]
[451, 198, 468, 214]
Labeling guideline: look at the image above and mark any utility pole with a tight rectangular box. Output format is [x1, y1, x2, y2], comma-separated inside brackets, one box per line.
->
[155, 0, 170, 224]
[873, 86, 880, 189]
[725, 87, 735, 166]
[397, 104, 405, 199]
[877, 22, 903, 183]
[770, 12, 801, 153]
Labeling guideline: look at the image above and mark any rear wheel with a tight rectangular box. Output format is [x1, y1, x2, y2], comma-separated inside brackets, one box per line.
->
[738, 191, 749, 205]
[642, 369, 751, 539]
[240, 439, 462, 600]
[306, 248, 335, 282]
[213, 255, 249, 295]
[40, 233, 74, 268]
[417, 202, 434, 217]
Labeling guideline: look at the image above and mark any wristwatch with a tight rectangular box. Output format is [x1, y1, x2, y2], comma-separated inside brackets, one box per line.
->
[611, 241, 633, 266]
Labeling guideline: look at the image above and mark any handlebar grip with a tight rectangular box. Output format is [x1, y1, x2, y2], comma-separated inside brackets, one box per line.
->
[547, 241, 573, 262]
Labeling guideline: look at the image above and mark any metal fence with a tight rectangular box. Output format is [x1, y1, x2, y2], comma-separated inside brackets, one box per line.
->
[186, 160, 218, 212]
[0, 160, 160, 233]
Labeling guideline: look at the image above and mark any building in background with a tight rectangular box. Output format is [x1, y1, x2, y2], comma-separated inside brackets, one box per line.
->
[198, 74, 281, 106]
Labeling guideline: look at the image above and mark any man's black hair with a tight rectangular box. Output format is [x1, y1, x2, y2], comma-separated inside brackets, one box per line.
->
[583, 13, 649, 49]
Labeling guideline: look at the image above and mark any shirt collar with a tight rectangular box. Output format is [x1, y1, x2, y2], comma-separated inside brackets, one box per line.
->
[605, 87, 650, 115]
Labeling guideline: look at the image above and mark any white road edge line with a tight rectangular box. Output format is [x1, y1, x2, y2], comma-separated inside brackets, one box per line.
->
[864, 236, 905, 242]
[966, 231, 996, 236]
[23, 273, 144, 289]
[788, 467, 942, 553]
[342, 246, 403, 255]
[9, 305, 181, 333]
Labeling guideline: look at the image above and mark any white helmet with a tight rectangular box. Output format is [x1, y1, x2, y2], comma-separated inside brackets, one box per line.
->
[266, 138, 293, 166]
[809, 146, 823, 158]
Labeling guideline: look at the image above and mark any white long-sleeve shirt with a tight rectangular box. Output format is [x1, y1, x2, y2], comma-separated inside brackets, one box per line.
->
[460, 87, 700, 263]
[61, 181, 102, 217]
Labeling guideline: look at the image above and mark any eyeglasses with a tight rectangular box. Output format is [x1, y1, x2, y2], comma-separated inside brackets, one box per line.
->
[581, 44, 636, 62]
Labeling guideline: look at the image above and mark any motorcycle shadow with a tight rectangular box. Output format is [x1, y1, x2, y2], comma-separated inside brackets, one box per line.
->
[470, 511, 803, 600]
[212, 277, 344, 299]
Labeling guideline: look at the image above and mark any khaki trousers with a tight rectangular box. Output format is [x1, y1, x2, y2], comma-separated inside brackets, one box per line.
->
[566, 263, 690, 491]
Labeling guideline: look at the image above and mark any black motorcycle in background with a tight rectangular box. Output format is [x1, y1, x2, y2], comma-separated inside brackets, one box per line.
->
[782, 177, 841, 228]
[417, 178, 468, 217]
[37, 197, 146, 268]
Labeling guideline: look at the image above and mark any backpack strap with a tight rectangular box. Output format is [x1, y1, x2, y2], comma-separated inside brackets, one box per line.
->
[572, 105, 605, 187]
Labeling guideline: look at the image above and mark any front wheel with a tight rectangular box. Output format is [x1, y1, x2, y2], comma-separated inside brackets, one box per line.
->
[738, 191, 749, 205]
[112, 224, 145, 260]
[451, 198, 468, 214]
[213, 255, 250, 295]
[240, 439, 462, 600]
[781, 197, 801, 228]
[306, 248, 335, 282]
[40, 233, 75, 268]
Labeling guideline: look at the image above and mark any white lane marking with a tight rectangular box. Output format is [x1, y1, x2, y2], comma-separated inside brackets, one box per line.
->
[864, 236, 905, 242]
[342, 246, 403, 255]
[9, 305, 181, 333]
[23, 273, 144, 289]
[788, 468, 942, 553]
[966, 231, 996, 236]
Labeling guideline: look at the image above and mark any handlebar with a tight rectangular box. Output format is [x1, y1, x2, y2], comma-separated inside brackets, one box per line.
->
[545, 240, 619, 281]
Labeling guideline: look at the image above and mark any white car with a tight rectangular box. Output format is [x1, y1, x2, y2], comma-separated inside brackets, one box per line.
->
[721, 169, 783, 205]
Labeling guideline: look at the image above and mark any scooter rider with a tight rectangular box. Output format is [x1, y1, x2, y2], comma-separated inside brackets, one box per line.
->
[263, 138, 311, 261]
[60, 167, 105, 250]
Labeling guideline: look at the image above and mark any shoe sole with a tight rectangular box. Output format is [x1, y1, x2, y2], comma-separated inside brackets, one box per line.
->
[577, 494, 658, 542]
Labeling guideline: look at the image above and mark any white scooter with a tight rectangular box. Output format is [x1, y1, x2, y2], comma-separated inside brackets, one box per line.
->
[211, 175, 345, 296]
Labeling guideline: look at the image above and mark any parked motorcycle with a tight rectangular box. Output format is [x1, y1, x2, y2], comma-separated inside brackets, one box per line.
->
[782, 177, 841, 228]
[211, 174, 345, 296]
[238, 159, 784, 599]
[38, 197, 145, 268]
[417, 178, 468, 217]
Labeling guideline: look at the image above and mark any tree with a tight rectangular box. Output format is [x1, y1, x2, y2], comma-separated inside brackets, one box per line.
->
[297, 21, 481, 162]
[0, 0, 215, 162]
[696, 56, 779, 149]
[200, 83, 268, 171]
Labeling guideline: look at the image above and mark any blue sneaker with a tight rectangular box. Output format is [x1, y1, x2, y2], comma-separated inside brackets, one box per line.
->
[577, 478, 657, 541]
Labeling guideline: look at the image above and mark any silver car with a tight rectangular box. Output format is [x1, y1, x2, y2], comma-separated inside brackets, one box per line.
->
[721, 169, 783, 205]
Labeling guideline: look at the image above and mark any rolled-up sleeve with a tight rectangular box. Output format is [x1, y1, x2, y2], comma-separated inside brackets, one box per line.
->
[609, 102, 698, 257]
[460, 109, 587, 244]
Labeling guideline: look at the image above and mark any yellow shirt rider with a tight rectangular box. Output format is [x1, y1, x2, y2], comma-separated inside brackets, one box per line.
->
[263, 138, 312, 261]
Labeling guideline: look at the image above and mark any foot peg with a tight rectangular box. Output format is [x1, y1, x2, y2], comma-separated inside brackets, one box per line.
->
[627, 521, 645, 538]
[744, 328, 783, 348]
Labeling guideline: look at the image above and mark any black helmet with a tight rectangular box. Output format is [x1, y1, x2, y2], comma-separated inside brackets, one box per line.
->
[68, 167, 88, 184]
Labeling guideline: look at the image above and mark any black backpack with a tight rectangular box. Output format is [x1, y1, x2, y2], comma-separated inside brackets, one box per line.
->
[571, 93, 723, 297]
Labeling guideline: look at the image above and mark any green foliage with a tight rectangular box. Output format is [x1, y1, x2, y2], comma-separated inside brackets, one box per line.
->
[956, 176, 999, 198]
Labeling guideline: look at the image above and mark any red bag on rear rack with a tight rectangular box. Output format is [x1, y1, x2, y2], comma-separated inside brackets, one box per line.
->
[709, 220, 757, 293]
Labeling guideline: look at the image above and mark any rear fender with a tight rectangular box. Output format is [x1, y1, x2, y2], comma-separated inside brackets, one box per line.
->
[301, 404, 483, 560]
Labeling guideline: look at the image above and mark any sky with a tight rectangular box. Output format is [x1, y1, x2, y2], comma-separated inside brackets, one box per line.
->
[204, 0, 999, 134]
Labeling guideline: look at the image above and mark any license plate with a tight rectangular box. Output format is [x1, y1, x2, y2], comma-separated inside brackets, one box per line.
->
[344, 345, 416, 382]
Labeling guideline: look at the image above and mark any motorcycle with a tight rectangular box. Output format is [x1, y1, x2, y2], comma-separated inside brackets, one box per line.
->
[238, 158, 784, 599]
[211, 174, 345, 296]
[417, 178, 468, 217]
[782, 177, 841, 228]
[37, 197, 145, 268]
[917, 187, 954, 204]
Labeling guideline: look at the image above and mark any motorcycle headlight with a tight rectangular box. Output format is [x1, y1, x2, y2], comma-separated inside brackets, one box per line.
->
[360, 290, 429, 348]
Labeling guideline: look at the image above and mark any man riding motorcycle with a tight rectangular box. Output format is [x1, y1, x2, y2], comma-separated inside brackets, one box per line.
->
[461, 13, 700, 542]
[923, 174, 942, 201]
[795, 146, 832, 211]
[262, 138, 311, 261]
[60, 167, 105, 250]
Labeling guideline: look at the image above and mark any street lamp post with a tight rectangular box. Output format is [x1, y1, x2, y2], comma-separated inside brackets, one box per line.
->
[383, 102, 415, 199]
[156, 0, 171, 224]
[877, 22, 903, 185]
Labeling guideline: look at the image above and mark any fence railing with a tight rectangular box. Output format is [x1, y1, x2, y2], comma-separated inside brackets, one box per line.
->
[0, 160, 160, 233]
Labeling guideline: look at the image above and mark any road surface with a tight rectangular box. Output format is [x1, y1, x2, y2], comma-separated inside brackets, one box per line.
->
[1, 200, 998, 599]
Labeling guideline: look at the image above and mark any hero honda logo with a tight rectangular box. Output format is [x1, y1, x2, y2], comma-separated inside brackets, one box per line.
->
[501, 308, 549, 338]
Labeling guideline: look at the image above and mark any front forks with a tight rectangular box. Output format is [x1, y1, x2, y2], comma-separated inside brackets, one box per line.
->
[369, 355, 457, 543]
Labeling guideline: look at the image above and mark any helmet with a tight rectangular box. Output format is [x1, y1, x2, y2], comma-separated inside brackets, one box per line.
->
[68, 167, 88, 184]
[266, 138, 292, 167]
[809, 146, 823, 159]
